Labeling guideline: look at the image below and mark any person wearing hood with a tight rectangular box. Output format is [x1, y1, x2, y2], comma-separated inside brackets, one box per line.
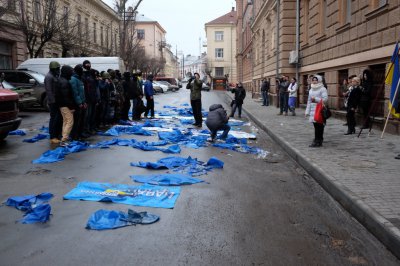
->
[305, 75, 328, 147]
[205, 104, 230, 142]
[230, 82, 246, 118]
[55, 65, 76, 147]
[360, 69, 373, 129]
[70, 64, 87, 140]
[82, 60, 100, 135]
[44, 61, 62, 144]
[144, 74, 155, 118]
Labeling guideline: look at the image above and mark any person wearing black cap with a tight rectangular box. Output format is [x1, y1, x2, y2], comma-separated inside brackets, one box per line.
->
[144, 74, 155, 118]
[55, 65, 76, 147]
[70, 64, 87, 140]
[82, 60, 100, 135]
[45, 61, 62, 144]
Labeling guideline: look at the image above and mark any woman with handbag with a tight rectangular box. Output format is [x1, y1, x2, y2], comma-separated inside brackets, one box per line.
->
[305, 75, 328, 147]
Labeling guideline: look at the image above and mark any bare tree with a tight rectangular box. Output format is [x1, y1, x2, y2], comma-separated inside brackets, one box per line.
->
[146, 57, 166, 77]
[15, 0, 65, 58]
[114, 0, 143, 69]
[56, 9, 81, 57]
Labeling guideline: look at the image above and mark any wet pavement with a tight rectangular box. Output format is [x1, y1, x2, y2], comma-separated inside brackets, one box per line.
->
[0, 88, 399, 265]
[230, 92, 400, 259]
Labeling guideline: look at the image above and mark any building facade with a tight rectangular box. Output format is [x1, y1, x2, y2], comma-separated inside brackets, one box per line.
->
[205, 7, 238, 84]
[135, 14, 166, 61]
[236, 0, 400, 131]
[0, 0, 121, 69]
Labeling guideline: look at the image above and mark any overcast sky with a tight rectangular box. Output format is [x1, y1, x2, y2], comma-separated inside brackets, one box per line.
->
[102, 0, 235, 57]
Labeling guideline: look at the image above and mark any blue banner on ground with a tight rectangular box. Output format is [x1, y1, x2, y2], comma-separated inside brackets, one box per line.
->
[131, 173, 204, 186]
[63, 181, 180, 209]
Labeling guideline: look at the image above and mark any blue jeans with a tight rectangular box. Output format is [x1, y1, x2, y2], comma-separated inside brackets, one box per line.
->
[279, 92, 289, 113]
[262, 91, 269, 106]
[211, 124, 231, 139]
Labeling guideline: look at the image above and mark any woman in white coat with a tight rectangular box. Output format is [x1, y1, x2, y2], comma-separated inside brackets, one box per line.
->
[305, 75, 328, 147]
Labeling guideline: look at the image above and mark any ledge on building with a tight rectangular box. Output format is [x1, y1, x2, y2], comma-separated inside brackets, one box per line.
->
[365, 4, 389, 20]
[336, 23, 351, 34]
[316, 34, 327, 43]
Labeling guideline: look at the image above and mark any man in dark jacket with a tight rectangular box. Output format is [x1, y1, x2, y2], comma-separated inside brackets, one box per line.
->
[70, 64, 87, 140]
[230, 82, 246, 118]
[55, 65, 76, 147]
[144, 74, 155, 118]
[278, 76, 290, 115]
[187, 72, 203, 127]
[205, 104, 230, 142]
[261, 78, 270, 106]
[82, 60, 100, 135]
[44, 61, 62, 144]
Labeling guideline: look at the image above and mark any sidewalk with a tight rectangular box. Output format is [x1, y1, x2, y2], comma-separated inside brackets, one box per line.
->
[227, 92, 400, 258]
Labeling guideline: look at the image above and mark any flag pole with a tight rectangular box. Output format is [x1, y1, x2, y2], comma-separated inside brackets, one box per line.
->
[381, 78, 400, 138]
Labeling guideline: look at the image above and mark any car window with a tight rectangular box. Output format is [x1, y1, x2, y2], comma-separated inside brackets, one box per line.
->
[18, 73, 31, 83]
[3, 72, 18, 83]
[29, 72, 45, 83]
[0, 80, 15, 89]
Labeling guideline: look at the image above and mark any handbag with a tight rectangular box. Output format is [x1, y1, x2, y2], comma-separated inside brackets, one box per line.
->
[313, 100, 324, 124]
[322, 105, 332, 120]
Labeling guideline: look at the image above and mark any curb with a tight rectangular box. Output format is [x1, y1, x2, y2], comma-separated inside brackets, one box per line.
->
[226, 93, 400, 259]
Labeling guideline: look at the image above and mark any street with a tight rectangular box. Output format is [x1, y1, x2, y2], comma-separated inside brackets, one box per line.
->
[0, 88, 398, 266]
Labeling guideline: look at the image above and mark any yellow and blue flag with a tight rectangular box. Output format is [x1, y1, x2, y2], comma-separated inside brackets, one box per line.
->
[385, 42, 400, 118]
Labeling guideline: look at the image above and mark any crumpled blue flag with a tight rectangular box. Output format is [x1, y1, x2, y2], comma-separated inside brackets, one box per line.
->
[213, 142, 265, 155]
[6, 192, 54, 211]
[130, 173, 204, 186]
[158, 130, 186, 143]
[86, 209, 160, 230]
[180, 103, 189, 106]
[32, 141, 88, 163]
[23, 133, 49, 143]
[64, 182, 181, 209]
[8, 129, 26, 136]
[228, 121, 246, 126]
[20, 204, 51, 224]
[39, 126, 49, 133]
[5, 192, 53, 224]
[90, 138, 119, 148]
[131, 156, 223, 176]
[100, 125, 153, 137]
[207, 157, 224, 168]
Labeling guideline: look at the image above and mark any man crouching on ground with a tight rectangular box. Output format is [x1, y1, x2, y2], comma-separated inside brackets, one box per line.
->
[205, 104, 230, 142]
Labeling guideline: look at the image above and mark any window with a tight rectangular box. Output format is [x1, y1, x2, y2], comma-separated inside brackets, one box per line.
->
[106, 26, 109, 48]
[85, 18, 89, 39]
[302, 0, 309, 44]
[137, 29, 145, 39]
[93, 23, 97, 43]
[215, 67, 224, 76]
[371, 0, 388, 8]
[77, 14, 81, 37]
[0, 42, 12, 69]
[34, 0, 41, 21]
[215, 48, 224, 59]
[319, 0, 327, 34]
[215, 31, 224, 41]
[114, 33, 117, 53]
[100, 26, 103, 46]
[339, 0, 351, 25]
[63, 6, 69, 30]
[8, 0, 16, 11]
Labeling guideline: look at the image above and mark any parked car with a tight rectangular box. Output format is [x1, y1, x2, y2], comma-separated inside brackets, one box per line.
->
[142, 81, 164, 94]
[156, 80, 179, 92]
[154, 77, 179, 88]
[202, 82, 211, 91]
[0, 76, 21, 141]
[0, 80, 36, 109]
[153, 81, 168, 93]
[0, 69, 47, 110]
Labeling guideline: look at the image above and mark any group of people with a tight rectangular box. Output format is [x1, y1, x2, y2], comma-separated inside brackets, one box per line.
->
[45, 60, 155, 147]
[261, 76, 298, 116]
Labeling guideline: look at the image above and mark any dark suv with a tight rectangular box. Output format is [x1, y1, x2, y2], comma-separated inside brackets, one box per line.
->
[0, 69, 47, 110]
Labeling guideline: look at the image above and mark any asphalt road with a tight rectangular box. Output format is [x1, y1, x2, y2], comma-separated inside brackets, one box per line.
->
[0, 88, 398, 265]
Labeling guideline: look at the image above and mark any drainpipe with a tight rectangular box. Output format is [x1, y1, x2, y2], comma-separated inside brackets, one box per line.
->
[295, 0, 300, 83]
[275, 0, 280, 107]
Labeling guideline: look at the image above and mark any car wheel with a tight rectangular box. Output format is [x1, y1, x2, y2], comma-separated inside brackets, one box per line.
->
[0, 132, 8, 141]
[42, 95, 49, 112]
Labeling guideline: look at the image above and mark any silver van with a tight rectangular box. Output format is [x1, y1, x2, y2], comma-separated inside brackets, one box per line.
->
[17, 57, 126, 75]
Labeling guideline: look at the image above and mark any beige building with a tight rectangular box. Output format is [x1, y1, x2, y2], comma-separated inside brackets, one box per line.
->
[0, 0, 120, 69]
[237, 0, 400, 131]
[205, 7, 237, 84]
[135, 14, 166, 61]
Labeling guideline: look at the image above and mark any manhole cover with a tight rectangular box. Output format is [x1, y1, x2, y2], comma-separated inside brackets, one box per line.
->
[339, 160, 376, 169]
[0, 153, 18, 161]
